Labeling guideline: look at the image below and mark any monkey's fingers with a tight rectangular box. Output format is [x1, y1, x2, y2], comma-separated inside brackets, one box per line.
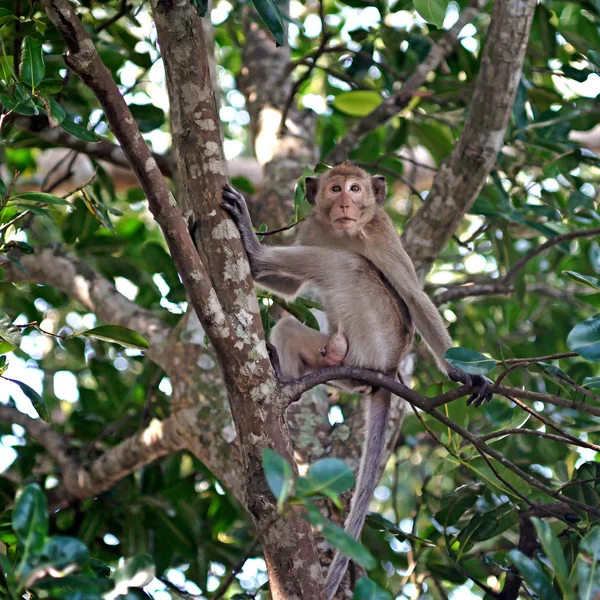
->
[266, 341, 283, 380]
[466, 376, 493, 407]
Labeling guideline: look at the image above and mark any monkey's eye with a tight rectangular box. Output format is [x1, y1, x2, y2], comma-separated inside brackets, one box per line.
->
[350, 184, 360, 192]
[331, 185, 342, 192]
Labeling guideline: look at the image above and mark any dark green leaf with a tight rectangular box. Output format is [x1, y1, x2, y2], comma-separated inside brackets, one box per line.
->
[12, 483, 48, 556]
[4, 378, 51, 422]
[12, 192, 70, 205]
[60, 119, 100, 142]
[78, 325, 150, 350]
[190, 0, 208, 17]
[577, 528, 600, 600]
[582, 377, 600, 391]
[508, 550, 561, 600]
[588, 50, 600, 70]
[40, 536, 89, 570]
[444, 347, 497, 375]
[129, 104, 165, 133]
[0, 92, 36, 115]
[434, 484, 483, 527]
[0, 8, 17, 27]
[0, 309, 21, 354]
[352, 577, 392, 600]
[413, 0, 448, 28]
[20, 37, 45, 89]
[333, 91, 383, 117]
[567, 314, 600, 362]
[252, 0, 285, 46]
[262, 448, 294, 508]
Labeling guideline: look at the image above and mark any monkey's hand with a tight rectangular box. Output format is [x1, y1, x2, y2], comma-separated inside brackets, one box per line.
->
[447, 366, 494, 407]
[221, 184, 262, 257]
[319, 331, 349, 367]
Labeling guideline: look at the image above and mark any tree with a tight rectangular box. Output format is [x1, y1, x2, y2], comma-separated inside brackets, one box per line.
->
[0, 0, 599, 598]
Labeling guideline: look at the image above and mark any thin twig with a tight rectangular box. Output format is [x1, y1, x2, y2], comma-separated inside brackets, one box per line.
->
[257, 218, 304, 236]
[211, 514, 279, 600]
[97, 0, 131, 33]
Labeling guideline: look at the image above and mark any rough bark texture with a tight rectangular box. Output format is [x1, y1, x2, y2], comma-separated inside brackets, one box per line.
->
[149, 1, 325, 597]
[403, 0, 538, 277]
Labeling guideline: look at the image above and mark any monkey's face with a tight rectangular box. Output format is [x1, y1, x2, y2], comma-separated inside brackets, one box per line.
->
[322, 176, 375, 233]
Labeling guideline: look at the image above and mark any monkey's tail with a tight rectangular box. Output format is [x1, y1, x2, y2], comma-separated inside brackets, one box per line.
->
[325, 388, 391, 600]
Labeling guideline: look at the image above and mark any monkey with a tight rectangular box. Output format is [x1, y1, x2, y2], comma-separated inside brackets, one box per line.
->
[221, 166, 491, 599]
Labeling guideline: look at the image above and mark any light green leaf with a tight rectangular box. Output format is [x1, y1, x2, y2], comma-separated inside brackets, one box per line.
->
[531, 518, 574, 599]
[252, 0, 285, 46]
[20, 37, 45, 89]
[352, 577, 391, 600]
[563, 271, 600, 292]
[333, 91, 383, 117]
[567, 314, 600, 362]
[582, 376, 600, 391]
[112, 554, 155, 588]
[577, 527, 600, 600]
[295, 458, 355, 498]
[414, 0, 448, 28]
[12, 191, 70, 205]
[77, 325, 150, 350]
[444, 347, 497, 375]
[262, 448, 294, 509]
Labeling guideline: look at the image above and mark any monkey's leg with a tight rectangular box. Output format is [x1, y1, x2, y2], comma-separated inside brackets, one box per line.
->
[270, 318, 368, 393]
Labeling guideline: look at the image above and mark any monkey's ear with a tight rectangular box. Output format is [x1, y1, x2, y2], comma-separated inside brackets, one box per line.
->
[305, 177, 319, 205]
[371, 175, 387, 204]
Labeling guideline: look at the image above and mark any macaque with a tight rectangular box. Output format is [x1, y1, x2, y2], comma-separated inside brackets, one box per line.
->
[221, 164, 491, 599]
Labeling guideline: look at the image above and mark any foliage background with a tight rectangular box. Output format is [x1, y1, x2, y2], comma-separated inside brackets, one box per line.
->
[0, 0, 599, 598]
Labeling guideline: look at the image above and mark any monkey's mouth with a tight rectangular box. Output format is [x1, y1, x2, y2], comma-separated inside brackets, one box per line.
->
[334, 217, 358, 224]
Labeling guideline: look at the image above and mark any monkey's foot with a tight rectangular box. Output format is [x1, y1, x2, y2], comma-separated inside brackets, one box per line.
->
[447, 366, 494, 407]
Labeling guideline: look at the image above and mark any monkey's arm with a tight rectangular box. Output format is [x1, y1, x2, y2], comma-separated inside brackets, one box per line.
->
[359, 215, 492, 405]
[221, 185, 307, 298]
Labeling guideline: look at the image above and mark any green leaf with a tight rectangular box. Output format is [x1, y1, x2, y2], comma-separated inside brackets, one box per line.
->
[567, 314, 600, 362]
[0, 355, 7, 376]
[531, 518, 574, 598]
[41, 95, 66, 125]
[444, 347, 497, 375]
[306, 504, 376, 569]
[352, 577, 392, 600]
[13, 483, 48, 557]
[20, 37, 45, 89]
[40, 536, 89, 570]
[563, 271, 600, 293]
[434, 484, 483, 527]
[252, 0, 285, 46]
[190, 0, 208, 17]
[262, 448, 294, 508]
[129, 104, 165, 133]
[12, 192, 70, 205]
[577, 527, 600, 600]
[333, 91, 383, 117]
[4, 378, 51, 422]
[295, 458, 355, 499]
[77, 325, 150, 350]
[0, 309, 21, 354]
[60, 118, 100, 142]
[588, 50, 600, 70]
[413, 0, 448, 28]
[508, 550, 561, 600]
[0, 8, 17, 27]
[112, 554, 155, 588]
[0, 92, 36, 115]
[582, 376, 600, 391]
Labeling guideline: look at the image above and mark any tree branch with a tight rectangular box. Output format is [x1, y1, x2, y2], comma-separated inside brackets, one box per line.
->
[325, 0, 486, 164]
[403, 0, 537, 277]
[3, 246, 173, 369]
[11, 116, 174, 178]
